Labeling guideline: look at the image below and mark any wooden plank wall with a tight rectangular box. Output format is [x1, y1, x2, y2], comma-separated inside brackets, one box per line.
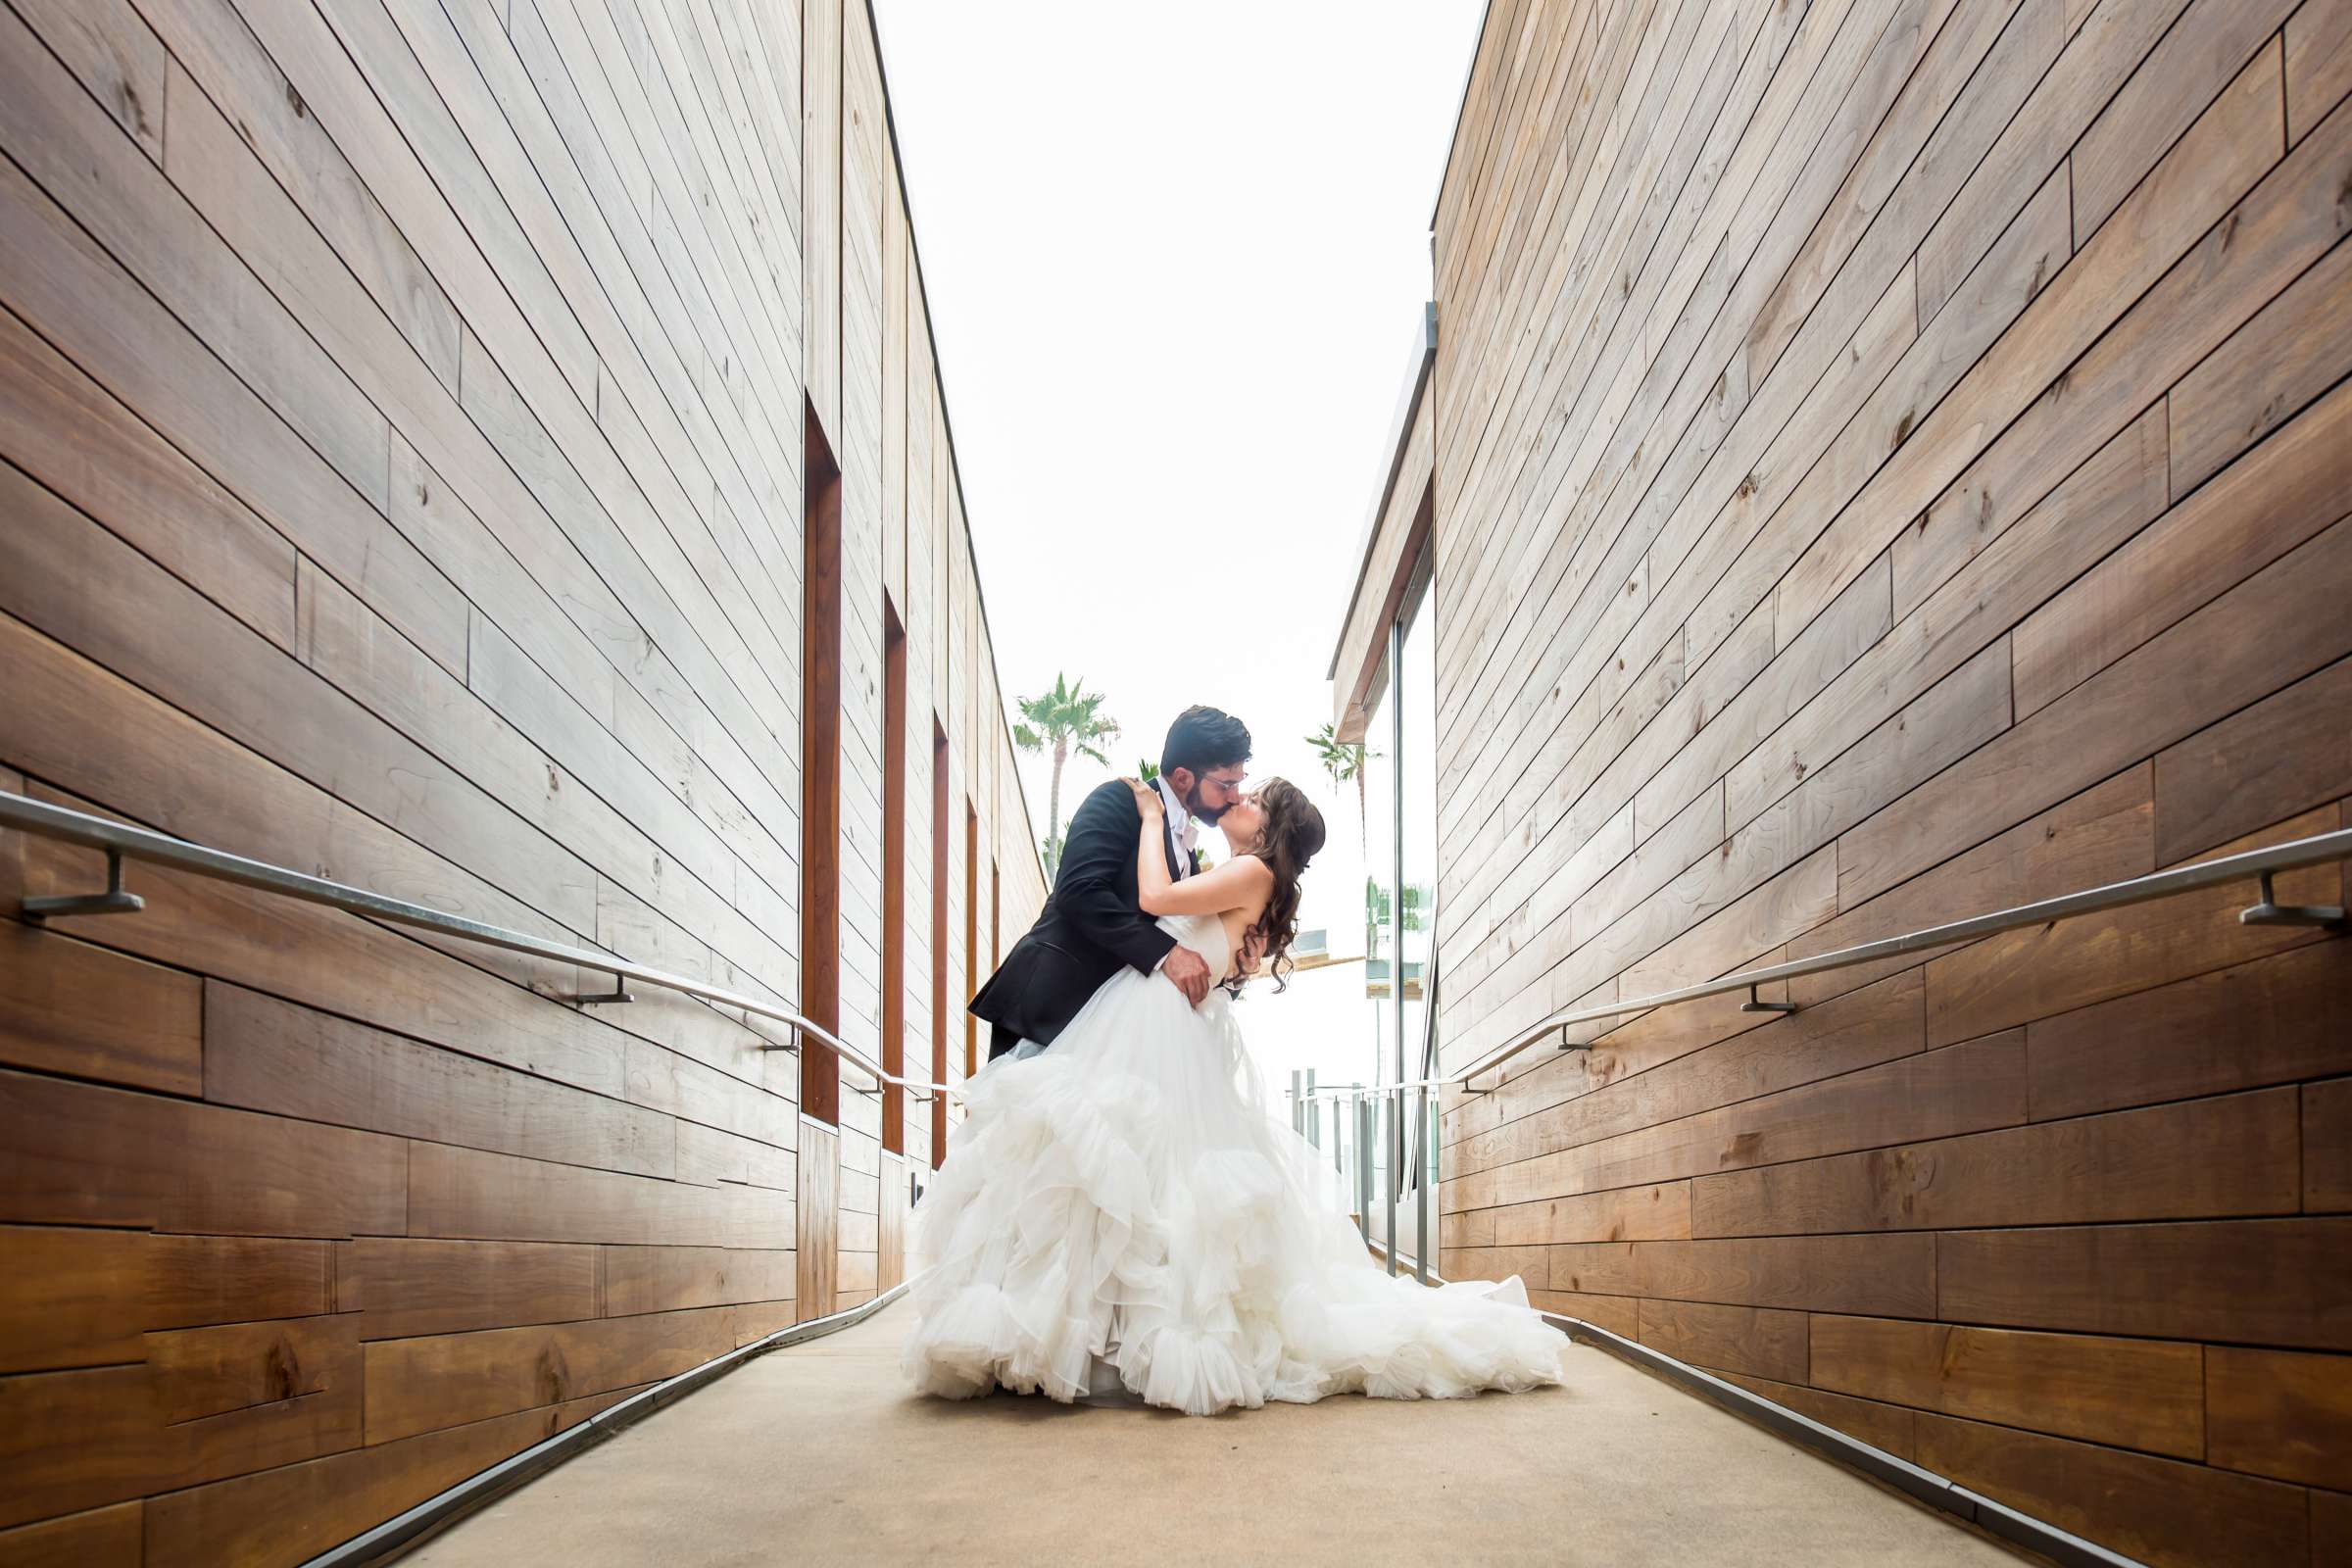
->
[0, 0, 1046, 1556]
[1424, 1, 2352, 1564]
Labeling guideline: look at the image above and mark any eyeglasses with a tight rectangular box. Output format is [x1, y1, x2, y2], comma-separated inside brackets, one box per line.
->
[1203, 772, 1248, 793]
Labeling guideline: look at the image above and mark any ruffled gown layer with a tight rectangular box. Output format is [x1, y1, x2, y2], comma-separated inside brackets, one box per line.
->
[904, 915, 1565, 1416]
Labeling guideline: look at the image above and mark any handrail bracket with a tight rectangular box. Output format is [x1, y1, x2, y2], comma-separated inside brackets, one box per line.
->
[2240, 870, 2345, 929]
[1740, 983, 1796, 1014]
[568, 973, 635, 1005]
[22, 847, 145, 920]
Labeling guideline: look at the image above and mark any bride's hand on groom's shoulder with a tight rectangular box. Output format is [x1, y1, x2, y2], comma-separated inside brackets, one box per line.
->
[1122, 776, 1161, 817]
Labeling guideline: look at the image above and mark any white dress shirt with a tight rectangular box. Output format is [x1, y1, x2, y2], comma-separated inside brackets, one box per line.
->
[1151, 776, 1195, 973]
[1153, 775, 1198, 879]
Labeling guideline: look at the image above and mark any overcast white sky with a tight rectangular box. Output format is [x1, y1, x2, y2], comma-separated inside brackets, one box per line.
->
[875, 0, 1484, 947]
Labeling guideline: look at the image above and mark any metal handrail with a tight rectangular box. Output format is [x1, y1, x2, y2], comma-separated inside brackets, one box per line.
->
[1301, 826, 2351, 1100]
[12, 789, 2342, 1109]
[1290, 822, 2347, 1298]
[0, 791, 961, 1102]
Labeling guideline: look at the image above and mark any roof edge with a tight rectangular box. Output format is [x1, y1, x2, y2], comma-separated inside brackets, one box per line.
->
[1326, 303, 1438, 683]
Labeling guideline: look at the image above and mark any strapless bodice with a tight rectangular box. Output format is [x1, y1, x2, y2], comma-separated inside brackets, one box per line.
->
[1156, 911, 1233, 978]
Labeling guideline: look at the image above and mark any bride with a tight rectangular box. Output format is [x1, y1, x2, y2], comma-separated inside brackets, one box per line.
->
[902, 773, 1565, 1415]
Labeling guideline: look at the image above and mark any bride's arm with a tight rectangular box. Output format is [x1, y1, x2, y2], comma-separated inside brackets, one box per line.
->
[1126, 779, 1272, 917]
[1132, 780, 1173, 910]
[1145, 857, 1272, 917]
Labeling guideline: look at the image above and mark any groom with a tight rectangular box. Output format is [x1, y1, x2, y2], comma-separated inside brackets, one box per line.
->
[971, 705, 1251, 1062]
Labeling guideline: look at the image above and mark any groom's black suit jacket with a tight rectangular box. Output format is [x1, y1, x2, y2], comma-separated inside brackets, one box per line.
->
[970, 778, 1186, 1057]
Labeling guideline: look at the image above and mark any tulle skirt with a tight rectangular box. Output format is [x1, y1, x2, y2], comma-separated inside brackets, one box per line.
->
[902, 964, 1566, 1415]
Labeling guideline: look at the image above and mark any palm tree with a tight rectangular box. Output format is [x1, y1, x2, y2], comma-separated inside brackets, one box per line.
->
[1013, 674, 1119, 878]
[1304, 722, 1373, 858]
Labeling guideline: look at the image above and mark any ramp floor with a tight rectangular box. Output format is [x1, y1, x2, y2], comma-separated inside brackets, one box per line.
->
[405, 1303, 2029, 1566]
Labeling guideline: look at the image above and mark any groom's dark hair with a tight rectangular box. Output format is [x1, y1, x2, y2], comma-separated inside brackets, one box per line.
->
[1161, 706, 1251, 778]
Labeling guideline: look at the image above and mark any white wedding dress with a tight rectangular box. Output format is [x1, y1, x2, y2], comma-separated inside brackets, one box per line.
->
[904, 912, 1566, 1415]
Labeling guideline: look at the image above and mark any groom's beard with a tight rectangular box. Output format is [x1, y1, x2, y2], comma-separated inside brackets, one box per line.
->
[1185, 788, 1229, 824]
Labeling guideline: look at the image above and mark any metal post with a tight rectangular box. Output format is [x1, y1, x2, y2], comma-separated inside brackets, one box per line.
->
[1290, 1069, 1302, 1136]
[1345, 1091, 1364, 1203]
[1382, 1094, 1398, 1274]
[1345, 1094, 1355, 1232]
[1414, 1084, 1430, 1284]
[1387, 616, 1405, 1277]
[1355, 1093, 1373, 1244]
[1429, 1095, 1442, 1187]
[1304, 1069, 1318, 1151]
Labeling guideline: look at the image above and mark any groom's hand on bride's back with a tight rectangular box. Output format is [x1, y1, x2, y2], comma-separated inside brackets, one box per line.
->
[1161, 945, 1211, 1005]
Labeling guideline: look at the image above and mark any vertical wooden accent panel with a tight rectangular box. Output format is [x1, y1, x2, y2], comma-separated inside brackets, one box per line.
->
[796, 1122, 839, 1324]
[802, 408, 844, 1128]
[930, 721, 952, 1168]
[881, 607, 907, 1153]
[877, 1152, 905, 1291]
[962, 801, 979, 1079]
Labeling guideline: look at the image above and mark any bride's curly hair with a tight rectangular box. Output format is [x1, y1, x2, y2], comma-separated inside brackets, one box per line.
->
[1242, 777, 1327, 993]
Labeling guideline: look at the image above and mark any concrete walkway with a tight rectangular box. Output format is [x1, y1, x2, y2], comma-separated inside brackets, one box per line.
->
[406, 1305, 2027, 1567]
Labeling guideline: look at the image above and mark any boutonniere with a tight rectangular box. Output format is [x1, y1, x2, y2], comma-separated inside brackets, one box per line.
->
[1191, 847, 1211, 874]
